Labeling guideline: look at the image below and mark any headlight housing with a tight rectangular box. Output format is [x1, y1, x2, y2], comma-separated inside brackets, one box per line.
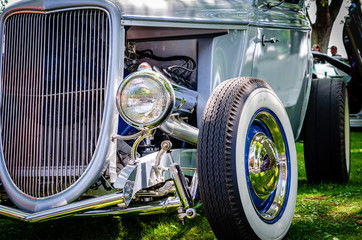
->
[116, 69, 175, 129]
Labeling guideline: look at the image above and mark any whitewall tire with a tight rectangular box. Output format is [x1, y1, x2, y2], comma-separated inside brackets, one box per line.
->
[198, 77, 297, 239]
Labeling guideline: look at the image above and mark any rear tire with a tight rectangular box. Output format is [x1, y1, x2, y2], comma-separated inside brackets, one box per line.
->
[304, 78, 350, 183]
[198, 77, 297, 240]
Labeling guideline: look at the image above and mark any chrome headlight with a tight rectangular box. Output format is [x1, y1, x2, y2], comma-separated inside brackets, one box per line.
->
[116, 70, 175, 129]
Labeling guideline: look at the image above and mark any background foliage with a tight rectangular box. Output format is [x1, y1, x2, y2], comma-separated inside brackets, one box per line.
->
[306, 0, 347, 53]
[0, 0, 7, 13]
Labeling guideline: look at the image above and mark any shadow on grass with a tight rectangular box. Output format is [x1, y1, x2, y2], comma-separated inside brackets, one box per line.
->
[0, 217, 123, 240]
[119, 209, 215, 240]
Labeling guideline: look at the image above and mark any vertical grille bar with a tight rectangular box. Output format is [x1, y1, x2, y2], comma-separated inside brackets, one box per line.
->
[56, 12, 62, 192]
[74, 11, 79, 183]
[13, 15, 20, 188]
[34, 14, 42, 197]
[8, 16, 16, 181]
[26, 15, 34, 195]
[18, 15, 25, 189]
[37, 14, 44, 197]
[77, 11, 82, 178]
[86, 11, 91, 169]
[1, 9, 110, 198]
[44, 14, 51, 196]
[81, 11, 87, 174]
[91, 11, 96, 169]
[69, 12, 75, 186]
[61, 12, 67, 190]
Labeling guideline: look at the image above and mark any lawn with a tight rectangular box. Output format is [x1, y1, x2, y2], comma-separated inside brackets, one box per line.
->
[286, 130, 362, 240]
[0, 131, 361, 240]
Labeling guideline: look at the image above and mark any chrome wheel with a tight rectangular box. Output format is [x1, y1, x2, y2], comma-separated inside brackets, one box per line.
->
[246, 110, 289, 222]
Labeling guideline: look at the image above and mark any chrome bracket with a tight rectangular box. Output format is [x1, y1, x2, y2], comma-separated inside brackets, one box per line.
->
[168, 152, 196, 224]
[112, 145, 198, 215]
[130, 131, 153, 164]
[113, 151, 169, 204]
[112, 129, 154, 165]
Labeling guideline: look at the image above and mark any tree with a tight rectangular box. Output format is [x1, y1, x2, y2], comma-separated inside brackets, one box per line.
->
[1, 0, 7, 13]
[307, 0, 344, 53]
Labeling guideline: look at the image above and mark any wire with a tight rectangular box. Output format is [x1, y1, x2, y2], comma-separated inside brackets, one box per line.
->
[136, 49, 196, 71]
[167, 65, 197, 72]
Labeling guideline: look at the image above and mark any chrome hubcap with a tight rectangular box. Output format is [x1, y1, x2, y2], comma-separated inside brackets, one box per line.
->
[248, 133, 279, 200]
[246, 110, 289, 222]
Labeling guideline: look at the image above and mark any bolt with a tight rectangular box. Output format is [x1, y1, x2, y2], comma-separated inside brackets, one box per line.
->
[185, 208, 196, 219]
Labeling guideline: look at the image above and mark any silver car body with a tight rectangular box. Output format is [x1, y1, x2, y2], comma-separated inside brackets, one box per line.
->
[0, 0, 311, 222]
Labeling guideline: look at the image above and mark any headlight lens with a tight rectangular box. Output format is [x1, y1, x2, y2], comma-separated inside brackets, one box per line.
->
[116, 70, 175, 129]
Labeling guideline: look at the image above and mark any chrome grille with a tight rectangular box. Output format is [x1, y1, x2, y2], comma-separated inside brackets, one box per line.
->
[1, 9, 110, 197]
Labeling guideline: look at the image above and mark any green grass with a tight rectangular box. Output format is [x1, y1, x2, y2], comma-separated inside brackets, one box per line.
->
[286, 131, 362, 240]
[0, 131, 361, 240]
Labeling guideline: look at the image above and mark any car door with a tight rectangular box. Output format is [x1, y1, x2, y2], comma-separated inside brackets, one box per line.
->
[252, 0, 312, 138]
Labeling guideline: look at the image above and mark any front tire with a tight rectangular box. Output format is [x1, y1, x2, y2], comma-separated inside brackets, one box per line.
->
[198, 77, 297, 239]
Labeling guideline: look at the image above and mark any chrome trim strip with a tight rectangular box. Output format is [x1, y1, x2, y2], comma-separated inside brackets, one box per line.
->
[0, 192, 125, 222]
[121, 18, 310, 31]
[248, 23, 311, 31]
[75, 197, 182, 217]
[121, 19, 248, 30]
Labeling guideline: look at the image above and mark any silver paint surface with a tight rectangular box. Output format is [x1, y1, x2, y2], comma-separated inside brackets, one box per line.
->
[0, 0, 312, 212]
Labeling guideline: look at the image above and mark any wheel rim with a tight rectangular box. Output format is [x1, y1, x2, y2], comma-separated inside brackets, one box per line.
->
[245, 109, 290, 223]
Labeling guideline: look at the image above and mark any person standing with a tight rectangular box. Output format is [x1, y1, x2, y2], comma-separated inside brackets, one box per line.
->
[312, 44, 322, 63]
[312, 44, 320, 52]
[330, 46, 341, 57]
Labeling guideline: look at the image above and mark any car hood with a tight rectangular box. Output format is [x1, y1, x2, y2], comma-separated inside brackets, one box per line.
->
[5, 0, 255, 24]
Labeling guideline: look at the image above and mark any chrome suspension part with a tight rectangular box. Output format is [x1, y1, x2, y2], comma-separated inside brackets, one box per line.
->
[166, 147, 196, 225]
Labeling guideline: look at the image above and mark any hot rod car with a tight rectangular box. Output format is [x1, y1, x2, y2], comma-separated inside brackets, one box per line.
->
[0, 0, 351, 239]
